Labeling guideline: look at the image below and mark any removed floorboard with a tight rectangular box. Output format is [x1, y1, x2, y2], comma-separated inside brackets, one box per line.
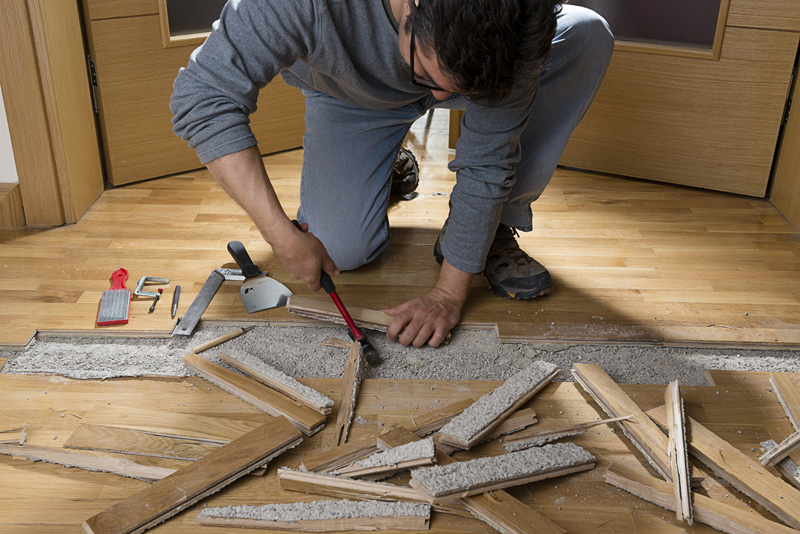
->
[770, 372, 800, 430]
[761, 439, 800, 490]
[665, 381, 692, 525]
[64, 424, 220, 461]
[503, 414, 630, 452]
[278, 468, 429, 503]
[333, 342, 364, 446]
[83, 416, 302, 534]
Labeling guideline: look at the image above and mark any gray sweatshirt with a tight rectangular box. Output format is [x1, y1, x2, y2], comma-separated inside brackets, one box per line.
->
[171, 0, 538, 274]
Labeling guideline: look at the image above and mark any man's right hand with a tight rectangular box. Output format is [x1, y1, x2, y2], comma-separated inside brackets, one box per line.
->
[272, 220, 339, 292]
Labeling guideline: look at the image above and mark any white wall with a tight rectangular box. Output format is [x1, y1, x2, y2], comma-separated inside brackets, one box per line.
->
[0, 84, 19, 184]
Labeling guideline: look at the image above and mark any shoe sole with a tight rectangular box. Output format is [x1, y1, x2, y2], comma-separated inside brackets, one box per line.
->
[484, 275, 553, 300]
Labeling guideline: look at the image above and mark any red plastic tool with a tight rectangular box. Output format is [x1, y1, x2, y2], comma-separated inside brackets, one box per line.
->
[97, 268, 131, 326]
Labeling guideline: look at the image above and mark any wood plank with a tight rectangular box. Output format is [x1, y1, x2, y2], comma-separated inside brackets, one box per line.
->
[665, 381, 692, 525]
[83, 417, 302, 534]
[503, 414, 632, 451]
[572, 363, 672, 481]
[63, 424, 220, 461]
[605, 464, 800, 534]
[0, 443, 174, 482]
[437, 408, 539, 455]
[287, 296, 394, 331]
[407, 398, 475, 436]
[219, 352, 333, 415]
[762, 439, 800, 491]
[759, 430, 800, 467]
[80, 404, 262, 443]
[183, 353, 325, 436]
[770, 373, 800, 430]
[649, 404, 800, 529]
[0, 184, 24, 229]
[333, 342, 364, 446]
[278, 468, 429, 503]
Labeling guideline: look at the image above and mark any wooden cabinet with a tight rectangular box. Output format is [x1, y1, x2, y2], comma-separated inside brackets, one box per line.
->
[81, 0, 306, 185]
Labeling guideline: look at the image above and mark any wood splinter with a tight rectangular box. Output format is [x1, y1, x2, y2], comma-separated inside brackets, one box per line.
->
[665, 380, 692, 525]
[333, 341, 365, 446]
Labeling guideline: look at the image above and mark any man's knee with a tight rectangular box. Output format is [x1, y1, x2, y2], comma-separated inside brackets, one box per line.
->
[563, 6, 615, 65]
[310, 222, 389, 272]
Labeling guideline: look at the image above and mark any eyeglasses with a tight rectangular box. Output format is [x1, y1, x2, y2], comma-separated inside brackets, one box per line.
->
[409, 22, 445, 92]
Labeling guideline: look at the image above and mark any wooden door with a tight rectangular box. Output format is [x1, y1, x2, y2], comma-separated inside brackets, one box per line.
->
[560, 0, 800, 197]
[81, 0, 306, 186]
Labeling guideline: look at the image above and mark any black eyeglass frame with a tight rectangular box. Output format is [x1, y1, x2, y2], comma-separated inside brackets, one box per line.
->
[409, 22, 445, 92]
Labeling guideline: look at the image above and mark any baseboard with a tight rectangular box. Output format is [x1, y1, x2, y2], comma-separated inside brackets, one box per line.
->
[0, 183, 25, 228]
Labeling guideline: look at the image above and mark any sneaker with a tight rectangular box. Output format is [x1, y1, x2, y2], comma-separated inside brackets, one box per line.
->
[484, 225, 552, 299]
[391, 147, 419, 197]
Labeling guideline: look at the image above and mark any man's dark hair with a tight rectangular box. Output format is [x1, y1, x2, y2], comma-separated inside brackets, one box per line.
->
[408, 0, 562, 105]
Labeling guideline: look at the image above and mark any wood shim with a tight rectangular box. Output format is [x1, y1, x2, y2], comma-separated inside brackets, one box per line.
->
[665, 381, 692, 525]
[183, 353, 325, 436]
[761, 440, 800, 490]
[196, 500, 431, 531]
[64, 424, 220, 461]
[80, 404, 261, 444]
[410, 442, 595, 502]
[572, 363, 672, 481]
[333, 342, 364, 446]
[219, 352, 334, 415]
[438, 361, 559, 450]
[604, 464, 800, 534]
[759, 430, 800, 467]
[278, 468, 430, 503]
[649, 404, 800, 530]
[0, 443, 174, 482]
[770, 372, 800, 431]
[83, 417, 302, 534]
[503, 415, 630, 452]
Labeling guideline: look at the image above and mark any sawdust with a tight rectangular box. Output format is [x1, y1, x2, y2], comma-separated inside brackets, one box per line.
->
[198, 499, 430, 521]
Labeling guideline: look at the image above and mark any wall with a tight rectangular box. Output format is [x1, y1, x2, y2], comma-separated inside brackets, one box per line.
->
[0, 84, 19, 184]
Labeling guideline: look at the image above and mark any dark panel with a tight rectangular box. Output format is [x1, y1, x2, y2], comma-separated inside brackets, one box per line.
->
[166, 0, 228, 36]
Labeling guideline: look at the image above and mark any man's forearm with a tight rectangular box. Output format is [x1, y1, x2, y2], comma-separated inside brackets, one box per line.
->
[436, 260, 475, 306]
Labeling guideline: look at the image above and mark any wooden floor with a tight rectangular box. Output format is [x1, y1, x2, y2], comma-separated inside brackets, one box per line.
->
[1, 370, 798, 532]
[1, 110, 799, 348]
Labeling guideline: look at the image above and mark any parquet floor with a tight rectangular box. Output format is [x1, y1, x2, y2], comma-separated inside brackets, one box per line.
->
[1, 110, 799, 348]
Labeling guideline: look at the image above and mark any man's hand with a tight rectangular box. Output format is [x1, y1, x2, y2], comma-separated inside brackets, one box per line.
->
[383, 260, 474, 347]
[274, 221, 339, 292]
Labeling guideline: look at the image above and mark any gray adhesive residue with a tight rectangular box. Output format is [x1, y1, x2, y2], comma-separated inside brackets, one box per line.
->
[198, 499, 430, 521]
[352, 437, 434, 469]
[439, 361, 558, 443]
[411, 442, 594, 497]
[503, 430, 584, 452]
[225, 352, 333, 409]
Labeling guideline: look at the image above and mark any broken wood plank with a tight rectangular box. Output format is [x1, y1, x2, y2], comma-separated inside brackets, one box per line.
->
[333, 342, 364, 446]
[190, 327, 251, 354]
[572, 363, 672, 481]
[649, 404, 800, 530]
[278, 468, 430, 503]
[336, 437, 435, 480]
[196, 500, 432, 531]
[438, 361, 559, 450]
[605, 463, 799, 534]
[759, 430, 800, 467]
[437, 408, 539, 455]
[762, 440, 800, 490]
[0, 423, 26, 445]
[0, 357, 5, 373]
[80, 404, 261, 444]
[183, 353, 325, 436]
[665, 381, 692, 525]
[219, 352, 333, 415]
[287, 295, 395, 331]
[410, 442, 595, 502]
[504, 414, 631, 452]
[0, 443, 174, 482]
[408, 398, 475, 437]
[64, 424, 220, 461]
[83, 416, 302, 534]
[770, 372, 800, 431]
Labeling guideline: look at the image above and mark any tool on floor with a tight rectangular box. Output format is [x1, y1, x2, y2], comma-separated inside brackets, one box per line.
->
[291, 220, 381, 365]
[148, 288, 163, 313]
[191, 326, 255, 354]
[97, 268, 131, 326]
[171, 269, 264, 336]
[171, 285, 181, 319]
[134, 276, 170, 298]
[227, 241, 293, 313]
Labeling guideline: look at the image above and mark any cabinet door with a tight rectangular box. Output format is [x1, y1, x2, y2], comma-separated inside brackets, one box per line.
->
[82, 0, 305, 185]
[560, 0, 800, 197]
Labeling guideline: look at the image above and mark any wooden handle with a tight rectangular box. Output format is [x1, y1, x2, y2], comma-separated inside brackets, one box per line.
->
[191, 328, 246, 354]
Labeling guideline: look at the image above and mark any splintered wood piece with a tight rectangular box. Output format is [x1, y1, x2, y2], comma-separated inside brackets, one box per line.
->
[83, 417, 302, 534]
[80, 404, 261, 443]
[665, 381, 692, 525]
[64, 424, 220, 461]
[410, 442, 595, 502]
[770, 372, 800, 431]
[0, 423, 26, 445]
[278, 468, 430, 503]
[336, 457, 435, 480]
[196, 500, 431, 531]
[0, 443, 174, 482]
[761, 440, 800, 490]
[504, 415, 631, 451]
[437, 408, 539, 455]
[333, 342, 364, 446]
[336, 437, 435, 480]
[759, 430, 800, 467]
[408, 398, 475, 437]
[287, 295, 394, 331]
[219, 352, 333, 415]
[572, 363, 672, 481]
[183, 353, 325, 436]
[438, 362, 559, 450]
[605, 464, 799, 534]
[649, 404, 800, 530]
